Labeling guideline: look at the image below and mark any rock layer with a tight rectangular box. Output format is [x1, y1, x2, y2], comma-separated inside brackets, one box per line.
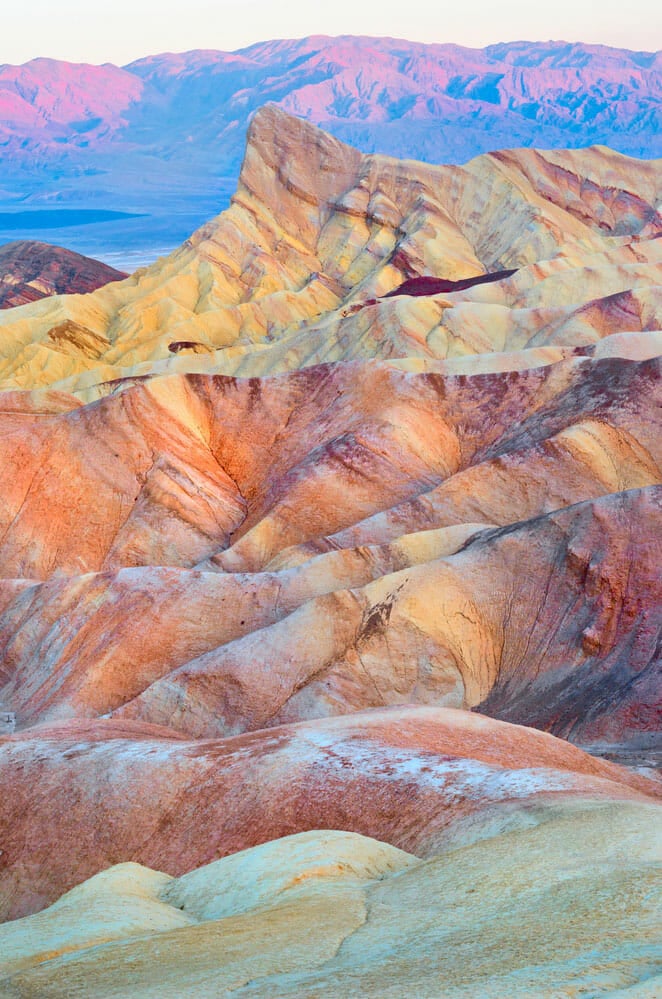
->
[1, 812, 660, 997]
[0, 706, 658, 921]
[0, 106, 660, 397]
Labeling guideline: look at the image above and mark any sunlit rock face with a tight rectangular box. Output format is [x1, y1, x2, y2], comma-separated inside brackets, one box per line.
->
[0, 105, 659, 396]
[0, 107, 660, 996]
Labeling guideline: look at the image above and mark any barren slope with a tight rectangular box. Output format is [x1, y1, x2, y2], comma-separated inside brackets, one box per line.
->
[1, 811, 660, 997]
[0, 106, 659, 397]
[0, 107, 660, 995]
[0, 707, 658, 921]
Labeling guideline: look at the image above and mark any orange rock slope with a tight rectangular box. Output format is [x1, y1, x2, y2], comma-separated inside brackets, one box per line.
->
[0, 107, 660, 995]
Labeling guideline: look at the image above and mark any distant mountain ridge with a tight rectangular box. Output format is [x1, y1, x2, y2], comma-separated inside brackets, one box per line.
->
[0, 35, 660, 216]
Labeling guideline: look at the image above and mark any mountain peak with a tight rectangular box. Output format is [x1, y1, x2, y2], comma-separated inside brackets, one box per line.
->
[0, 58, 660, 997]
[0, 36, 660, 248]
[236, 104, 363, 244]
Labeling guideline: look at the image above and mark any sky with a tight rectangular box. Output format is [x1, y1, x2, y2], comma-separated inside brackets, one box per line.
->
[2, 0, 661, 65]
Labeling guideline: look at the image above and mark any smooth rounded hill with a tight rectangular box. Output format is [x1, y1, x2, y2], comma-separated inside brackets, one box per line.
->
[0, 706, 658, 921]
[0, 240, 126, 309]
[0, 812, 660, 997]
[0, 106, 660, 997]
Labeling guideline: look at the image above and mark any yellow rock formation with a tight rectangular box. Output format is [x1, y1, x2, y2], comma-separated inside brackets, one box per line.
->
[0, 107, 660, 997]
[0, 106, 658, 399]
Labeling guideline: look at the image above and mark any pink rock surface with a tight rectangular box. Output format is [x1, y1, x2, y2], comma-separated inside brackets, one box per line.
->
[0, 706, 657, 921]
[0, 109, 659, 983]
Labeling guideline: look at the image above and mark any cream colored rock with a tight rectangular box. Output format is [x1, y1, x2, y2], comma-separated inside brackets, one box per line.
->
[160, 830, 416, 922]
[0, 106, 660, 997]
[0, 865, 192, 977]
[1, 706, 657, 922]
[0, 808, 659, 997]
[0, 108, 659, 399]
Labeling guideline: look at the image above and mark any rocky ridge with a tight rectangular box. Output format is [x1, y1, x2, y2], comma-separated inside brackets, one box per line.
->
[0, 37, 660, 212]
[0, 105, 660, 395]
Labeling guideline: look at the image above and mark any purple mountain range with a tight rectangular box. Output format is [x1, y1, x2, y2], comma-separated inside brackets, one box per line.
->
[0, 36, 659, 264]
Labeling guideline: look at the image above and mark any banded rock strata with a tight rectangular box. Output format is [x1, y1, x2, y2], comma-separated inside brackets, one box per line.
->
[0, 107, 660, 996]
[0, 241, 126, 310]
[0, 707, 658, 921]
[0, 105, 660, 397]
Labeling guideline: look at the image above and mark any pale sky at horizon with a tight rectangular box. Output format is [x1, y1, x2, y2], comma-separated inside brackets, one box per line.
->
[2, 0, 661, 66]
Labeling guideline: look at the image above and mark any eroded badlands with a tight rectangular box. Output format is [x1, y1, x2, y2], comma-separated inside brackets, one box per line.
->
[0, 107, 660, 996]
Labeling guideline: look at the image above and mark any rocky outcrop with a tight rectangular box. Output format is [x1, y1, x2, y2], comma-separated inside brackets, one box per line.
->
[0, 308, 658, 751]
[0, 241, 126, 309]
[0, 107, 659, 397]
[0, 112, 659, 752]
[0, 38, 659, 219]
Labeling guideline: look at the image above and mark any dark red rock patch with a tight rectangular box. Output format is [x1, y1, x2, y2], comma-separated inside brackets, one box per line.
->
[0, 240, 126, 309]
[383, 269, 518, 298]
